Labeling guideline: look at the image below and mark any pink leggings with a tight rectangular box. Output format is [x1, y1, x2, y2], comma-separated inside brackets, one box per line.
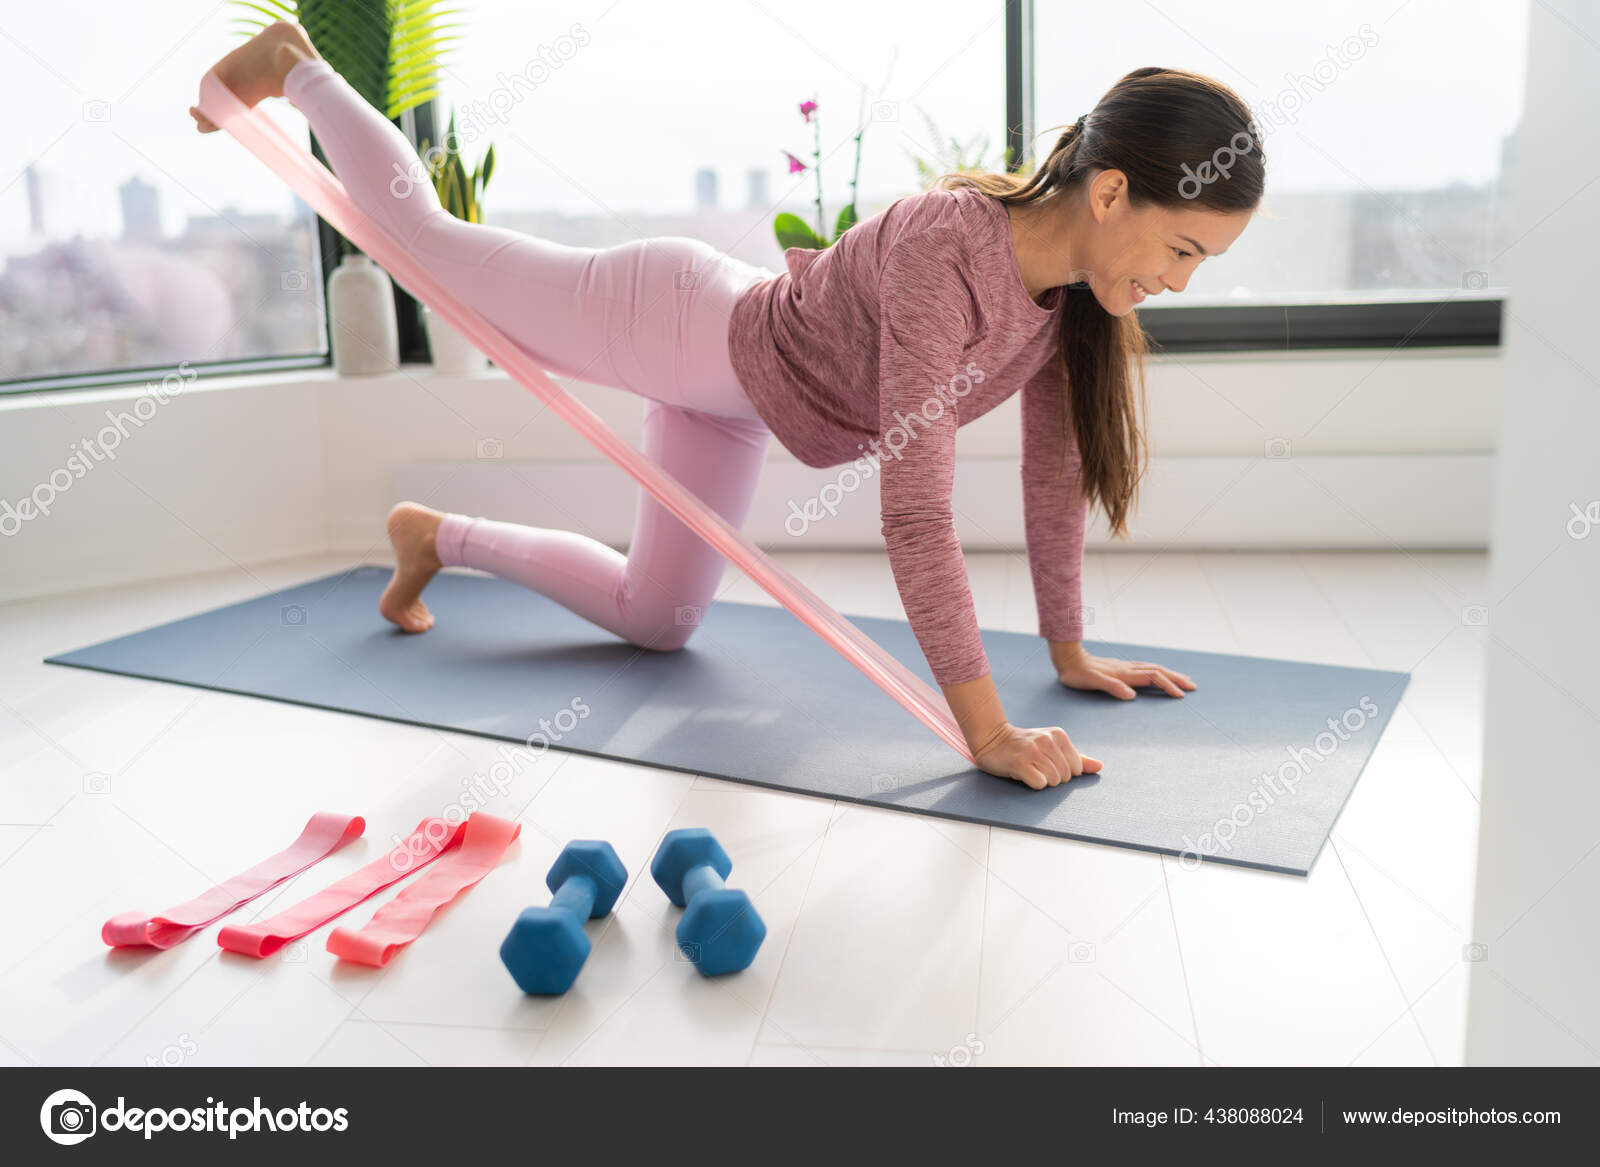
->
[285, 58, 776, 650]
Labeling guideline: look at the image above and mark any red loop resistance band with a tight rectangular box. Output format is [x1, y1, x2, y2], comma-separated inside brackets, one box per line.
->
[102, 812, 365, 949]
[326, 812, 522, 967]
[194, 70, 974, 765]
[217, 817, 467, 957]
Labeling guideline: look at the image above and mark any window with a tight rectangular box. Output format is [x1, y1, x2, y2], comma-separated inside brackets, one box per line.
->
[0, 2, 327, 393]
[432, 0, 1004, 273]
[3, 1, 1525, 390]
[1027, 0, 1527, 347]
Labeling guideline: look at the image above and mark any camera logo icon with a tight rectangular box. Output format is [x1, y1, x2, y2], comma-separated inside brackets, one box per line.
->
[280, 604, 308, 627]
[40, 1088, 97, 1145]
[281, 269, 309, 292]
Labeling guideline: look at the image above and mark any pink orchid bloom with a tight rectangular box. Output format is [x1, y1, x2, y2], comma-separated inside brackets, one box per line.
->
[799, 100, 818, 123]
[781, 150, 808, 174]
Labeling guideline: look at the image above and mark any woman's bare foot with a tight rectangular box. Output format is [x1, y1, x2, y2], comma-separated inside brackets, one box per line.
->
[380, 502, 445, 633]
[189, 20, 320, 133]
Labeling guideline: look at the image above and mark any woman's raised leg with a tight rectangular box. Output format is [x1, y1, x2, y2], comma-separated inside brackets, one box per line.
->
[195, 22, 766, 403]
[193, 24, 778, 648]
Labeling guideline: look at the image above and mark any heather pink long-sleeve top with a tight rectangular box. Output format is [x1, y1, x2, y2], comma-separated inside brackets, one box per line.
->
[727, 186, 1089, 687]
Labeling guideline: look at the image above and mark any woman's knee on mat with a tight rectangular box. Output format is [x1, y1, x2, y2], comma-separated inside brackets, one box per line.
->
[615, 587, 712, 653]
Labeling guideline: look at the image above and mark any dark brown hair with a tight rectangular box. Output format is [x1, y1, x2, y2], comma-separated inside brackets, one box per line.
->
[938, 67, 1265, 537]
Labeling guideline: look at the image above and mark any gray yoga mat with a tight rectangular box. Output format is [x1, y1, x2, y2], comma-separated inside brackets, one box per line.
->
[45, 565, 1409, 875]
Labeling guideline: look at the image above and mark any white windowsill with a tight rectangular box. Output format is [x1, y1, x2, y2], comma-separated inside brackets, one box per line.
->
[0, 341, 1501, 413]
[0, 347, 1503, 605]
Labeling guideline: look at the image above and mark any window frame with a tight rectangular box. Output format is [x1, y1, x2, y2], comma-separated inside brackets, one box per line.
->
[1005, 0, 1503, 351]
[5, 5, 1504, 394]
[0, 101, 443, 396]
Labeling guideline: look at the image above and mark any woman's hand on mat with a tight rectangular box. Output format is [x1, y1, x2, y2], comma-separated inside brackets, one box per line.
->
[1050, 640, 1195, 700]
[940, 672, 1099, 788]
[971, 722, 1102, 790]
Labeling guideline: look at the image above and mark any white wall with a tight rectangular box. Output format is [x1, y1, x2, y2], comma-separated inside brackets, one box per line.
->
[1466, 0, 1600, 1065]
[0, 373, 330, 603]
[367, 345, 1497, 554]
[0, 342, 1499, 605]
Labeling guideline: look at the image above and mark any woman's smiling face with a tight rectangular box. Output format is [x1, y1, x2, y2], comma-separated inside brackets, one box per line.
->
[1075, 169, 1255, 314]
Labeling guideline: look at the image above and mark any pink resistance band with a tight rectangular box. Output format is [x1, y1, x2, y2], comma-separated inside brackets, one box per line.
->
[217, 817, 468, 957]
[195, 71, 974, 766]
[326, 812, 521, 967]
[102, 812, 365, 949]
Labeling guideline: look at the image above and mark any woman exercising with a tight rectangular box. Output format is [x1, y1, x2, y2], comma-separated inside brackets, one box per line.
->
[193, 22, 1263, 791]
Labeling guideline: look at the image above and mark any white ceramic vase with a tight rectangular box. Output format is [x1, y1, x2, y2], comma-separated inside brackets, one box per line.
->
[327, 253, 399, 375]
[422, 305, 489, 375]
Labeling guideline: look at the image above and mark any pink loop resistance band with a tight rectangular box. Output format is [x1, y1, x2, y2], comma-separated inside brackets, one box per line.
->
[102, 811, 365, 949]
[326, 812, 521, 967]
[217, 817, 467, 957]
[195, 71, 974, 765]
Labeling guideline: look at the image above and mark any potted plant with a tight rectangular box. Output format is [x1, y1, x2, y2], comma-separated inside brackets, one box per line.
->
[905, 107, 1018, 189]
[773, 91, 867, 251]
[416, 108, 496, 374]
[230, 0, 459, 375]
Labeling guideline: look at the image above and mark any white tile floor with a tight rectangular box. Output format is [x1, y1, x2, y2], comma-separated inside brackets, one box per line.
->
[0, 548, 1487, 1066]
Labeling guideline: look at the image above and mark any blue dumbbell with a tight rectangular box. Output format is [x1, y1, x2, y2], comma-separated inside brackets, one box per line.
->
[499, 840, 627, 995]
[650, 828, 766, 976]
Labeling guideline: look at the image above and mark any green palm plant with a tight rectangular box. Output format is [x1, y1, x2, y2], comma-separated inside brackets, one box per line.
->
[229, 0, 460, 117]
[230, 0, 463, 253]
